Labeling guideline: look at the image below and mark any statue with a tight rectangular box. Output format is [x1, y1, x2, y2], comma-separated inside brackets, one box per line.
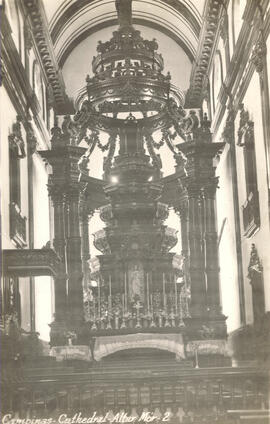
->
[129, 263, 144, 301]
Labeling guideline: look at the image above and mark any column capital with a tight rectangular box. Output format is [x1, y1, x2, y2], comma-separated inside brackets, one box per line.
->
[184, 181, 202, 198]
[48, 184, 65, 204]
[65, 183, 82, 202]
[203, 177, 219, 198]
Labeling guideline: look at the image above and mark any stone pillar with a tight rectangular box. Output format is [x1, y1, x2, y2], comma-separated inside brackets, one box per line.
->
[186, 183, 207, 317]
[39, 122, 87, 343]
[222, 106, 246, 324]
[65, 187, 84, 325]
[50, 190, 68, 345]
[203, 179, 221, 316]
[175, 116, 226, 331]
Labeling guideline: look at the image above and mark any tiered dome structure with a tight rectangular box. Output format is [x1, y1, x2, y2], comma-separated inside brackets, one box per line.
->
[83, 0, 187, 332]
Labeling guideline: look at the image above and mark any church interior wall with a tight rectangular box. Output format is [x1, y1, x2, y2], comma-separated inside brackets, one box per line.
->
[32, 153, 53, 341]
[206, 0, 270, 333]
[236, 72, 270, 317]
[0, 87, 28, 249]
[216, 140, 241, 333]
[32, 154, 50, 249]
[35, 276, 54, 342]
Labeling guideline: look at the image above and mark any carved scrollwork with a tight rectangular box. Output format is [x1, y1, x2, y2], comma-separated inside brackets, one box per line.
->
[103, 132, 118, 176]
[2, 248, 61, 277]
[250, 36, 267, 77]
[143, 131, 162, 170]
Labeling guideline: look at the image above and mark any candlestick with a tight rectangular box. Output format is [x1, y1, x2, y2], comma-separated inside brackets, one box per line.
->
[92, 297, 97, 330]
[146, 273, 150, 313]
[163, 273, 166, 309]
[93, 297, 96, 320]
[195, 346, 199, 369]
[108, 275, 112, 311]
[178, 292, 185, 328]
[109, 275, 112, 297]
[98, 278, 101, 319]
[174, 275, 178, 314]
[124, 272, 127, 312]
[185, 286, 190, 317]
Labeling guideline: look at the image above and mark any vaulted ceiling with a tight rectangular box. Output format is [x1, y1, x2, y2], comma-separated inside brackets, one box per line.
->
[40, 0, 206, 102]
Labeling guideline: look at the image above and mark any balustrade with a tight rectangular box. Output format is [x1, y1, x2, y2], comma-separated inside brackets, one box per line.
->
[2, 373, 268, 421]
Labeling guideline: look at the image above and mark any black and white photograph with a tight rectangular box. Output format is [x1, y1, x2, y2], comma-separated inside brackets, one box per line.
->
[1, 0, 270, 422]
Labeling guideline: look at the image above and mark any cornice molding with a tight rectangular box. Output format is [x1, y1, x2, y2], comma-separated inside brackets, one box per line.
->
[1, 12, 40, 117]
[2, 248, 61, 277]
[185, 0, 226, 108]
[22, 0, 74, 114]
[1, 11, 51, 150]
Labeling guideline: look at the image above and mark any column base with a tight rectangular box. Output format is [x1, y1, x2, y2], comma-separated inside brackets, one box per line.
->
[189, 303, 208, 317]
[50, 319, 90, 346]
[49, 320, 68, 347]
[207, 304, 223, 318]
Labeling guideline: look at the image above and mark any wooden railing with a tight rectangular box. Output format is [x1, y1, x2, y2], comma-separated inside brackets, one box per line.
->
[1, 364, 269, 422]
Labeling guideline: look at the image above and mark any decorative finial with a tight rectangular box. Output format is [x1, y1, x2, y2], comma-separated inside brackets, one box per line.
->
[115, 0, 132, 27]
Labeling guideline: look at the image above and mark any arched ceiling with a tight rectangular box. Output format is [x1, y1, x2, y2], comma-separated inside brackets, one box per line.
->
[40, 0, 205, 103]
[43, 0, 204, 67]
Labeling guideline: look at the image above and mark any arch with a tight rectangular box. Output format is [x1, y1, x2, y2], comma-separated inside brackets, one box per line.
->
[50, 0, 201, 44]
[49, 0, 199, 68]
[93, 333, 185, 361]
[58, 18, 195, 68]
[216, 50, 224, 85]
[211, 62, 216, 114]
[211, 50, 224, 114]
